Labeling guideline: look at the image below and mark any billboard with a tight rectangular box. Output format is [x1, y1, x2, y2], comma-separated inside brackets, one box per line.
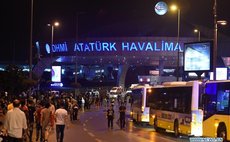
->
[184, 41, 213, 72]
[51, 66, 61, 82]
[216, 67, 228, 80]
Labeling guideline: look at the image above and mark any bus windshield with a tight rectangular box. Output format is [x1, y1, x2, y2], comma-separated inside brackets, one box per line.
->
[204, 82, 230, 119]
[147, 86, 192, 114]
[131, 88, 143, 108]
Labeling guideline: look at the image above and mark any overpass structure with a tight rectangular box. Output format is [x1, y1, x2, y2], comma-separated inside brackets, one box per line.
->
[32, 36, 228, 89]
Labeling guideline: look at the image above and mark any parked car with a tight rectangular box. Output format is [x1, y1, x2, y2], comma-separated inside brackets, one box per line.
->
[109, 86, 123, 98]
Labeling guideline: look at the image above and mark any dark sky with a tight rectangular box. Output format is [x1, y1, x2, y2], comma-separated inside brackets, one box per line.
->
[1, 0, 230, 63]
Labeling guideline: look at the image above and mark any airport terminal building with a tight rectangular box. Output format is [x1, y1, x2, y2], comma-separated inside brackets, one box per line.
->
[32, 36, 230, 89]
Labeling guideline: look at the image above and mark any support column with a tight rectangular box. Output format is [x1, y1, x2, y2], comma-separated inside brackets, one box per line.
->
[117, 65, 129, 89]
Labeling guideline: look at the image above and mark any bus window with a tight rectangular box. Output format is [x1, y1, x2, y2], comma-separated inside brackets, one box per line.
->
[202, 93, 217, 120]
[131, 89, 143, 108]
[216, 90, 230, 114]
[147, 87, 192, 113]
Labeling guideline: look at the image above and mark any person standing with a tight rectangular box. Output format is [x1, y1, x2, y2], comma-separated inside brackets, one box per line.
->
[72, 103, 78, 121]
[40, 102, 51, 142]
[81, 97, 85, 112]
[55, 103, 68, 142]
[35, 102, 43, 142]
[107, 105, 114, 129]
[4, 99, 27, 142]
[27, 99, 36, 142]
[49, 101, 56, 130]
[119, 103, 126, 130]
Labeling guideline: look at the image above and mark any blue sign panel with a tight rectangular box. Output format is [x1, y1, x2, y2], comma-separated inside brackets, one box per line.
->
[38, 37, 195, 57]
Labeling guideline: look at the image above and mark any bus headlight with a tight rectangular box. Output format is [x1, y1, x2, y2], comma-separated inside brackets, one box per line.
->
[141, 106, 144, 112]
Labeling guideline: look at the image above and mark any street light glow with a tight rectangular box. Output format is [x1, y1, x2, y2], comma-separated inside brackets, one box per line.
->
[170, 5, 178, 11]
[47, 22, 60, 27]
[194, 29, 201, 41]
[194, 29, 199, 33]
[54, 22, 60, 26]
[217, 20, 227, 25]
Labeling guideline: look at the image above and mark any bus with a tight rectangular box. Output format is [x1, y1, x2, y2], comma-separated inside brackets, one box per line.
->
[146, 80, 230, 141]
[130, 84, 152, 123]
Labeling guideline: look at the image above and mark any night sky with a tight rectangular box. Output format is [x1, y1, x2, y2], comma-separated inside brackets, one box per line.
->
[1, 0, 230, 63]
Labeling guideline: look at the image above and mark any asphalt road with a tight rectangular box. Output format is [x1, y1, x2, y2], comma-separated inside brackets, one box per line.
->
[47, 104, 189, 142]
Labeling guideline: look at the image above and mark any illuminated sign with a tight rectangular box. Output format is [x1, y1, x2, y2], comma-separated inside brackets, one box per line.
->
[216, 67, 228, 80]
[155, 1, 168, 16]
[51, 66, 61, 82]
[46, 42, 68, 53]
[50, 82, 63, 87]
[45, 40, 182, 53]
[184, 41, 213, 72]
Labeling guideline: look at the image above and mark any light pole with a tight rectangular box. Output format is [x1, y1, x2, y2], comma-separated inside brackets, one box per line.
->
[213, 0, 227, 80]
[170, 4, 180, 81]
[213, 0, 217, 81]
[29, 0, 33, 80]
[48, 22, 59, 78]
[194, 29, 201, 41]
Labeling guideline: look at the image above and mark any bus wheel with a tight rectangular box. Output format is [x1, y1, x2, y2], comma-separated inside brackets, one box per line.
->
[174, 120, 179, 137]
[217, 124, 227, 142]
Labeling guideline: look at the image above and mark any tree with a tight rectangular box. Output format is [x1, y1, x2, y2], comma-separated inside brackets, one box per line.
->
[0, 65, 37, 96]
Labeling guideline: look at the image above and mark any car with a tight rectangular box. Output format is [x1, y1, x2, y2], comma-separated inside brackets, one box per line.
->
[109, 86, 123, 98]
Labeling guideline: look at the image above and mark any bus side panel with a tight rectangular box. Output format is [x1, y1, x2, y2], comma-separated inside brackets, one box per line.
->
[132, 107, 142, 122]
[156, 110, 192, 135]
[203, 114, 230, 140]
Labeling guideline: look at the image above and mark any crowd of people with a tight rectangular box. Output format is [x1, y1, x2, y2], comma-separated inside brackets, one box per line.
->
[0, 91, 82, 142]
[0, 89, 130, 142]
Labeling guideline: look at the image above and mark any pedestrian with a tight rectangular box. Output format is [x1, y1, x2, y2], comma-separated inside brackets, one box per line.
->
[107, 105, 114, 129]
[81, 97, 85, 112]
[72, 103, 78, 121]
[55, 102, 68, 142]
[119, 103, 126, 129]
[4, 99, 27, 142]
[35, 102, 43, 142]
[27, 99, 36, 142]
[49, 101, 56, 131]
[40, 102, 51, 142]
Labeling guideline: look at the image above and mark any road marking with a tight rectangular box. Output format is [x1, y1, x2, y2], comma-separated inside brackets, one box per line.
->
[95, 138, 102, 142]
[88, 132, 95, 137]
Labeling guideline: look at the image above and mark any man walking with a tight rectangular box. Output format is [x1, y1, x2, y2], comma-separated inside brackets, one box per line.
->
[119, 103, 126, 130]
[55, 102, 68, 142]
[107, 105, 114, 129]
[40, 102, 51, 142]
[4, 99, 27, 142]
[27, 99, 36, 142]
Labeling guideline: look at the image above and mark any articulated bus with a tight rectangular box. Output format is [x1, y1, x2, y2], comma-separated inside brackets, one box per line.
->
[130, 84, 152, 123]
[146, 80, 230, 141]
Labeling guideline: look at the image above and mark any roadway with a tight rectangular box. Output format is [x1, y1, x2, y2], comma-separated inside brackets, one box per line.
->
[48, 103, 189, 142]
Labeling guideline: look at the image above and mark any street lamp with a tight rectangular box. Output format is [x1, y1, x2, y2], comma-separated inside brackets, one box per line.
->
[47, 22, 59, 79]
[213, 0, 227, 80]
[170, 4, 180, 81]
[29, 0, 34, 80]
[213, 20, 227, 80]
[47, 22, 59, 60]
[194, 29, 201, 41]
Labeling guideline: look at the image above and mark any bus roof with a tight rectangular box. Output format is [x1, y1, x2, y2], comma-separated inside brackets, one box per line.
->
[162, 81, 188, 86]
[131, 84, 152, 90]
[162, 80, 230, 88]
[205, 80, 230, 84]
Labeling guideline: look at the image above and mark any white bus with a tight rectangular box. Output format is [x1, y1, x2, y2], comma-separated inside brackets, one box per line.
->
[147, 80, 230, 141]
[130, 84, 152, 123]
